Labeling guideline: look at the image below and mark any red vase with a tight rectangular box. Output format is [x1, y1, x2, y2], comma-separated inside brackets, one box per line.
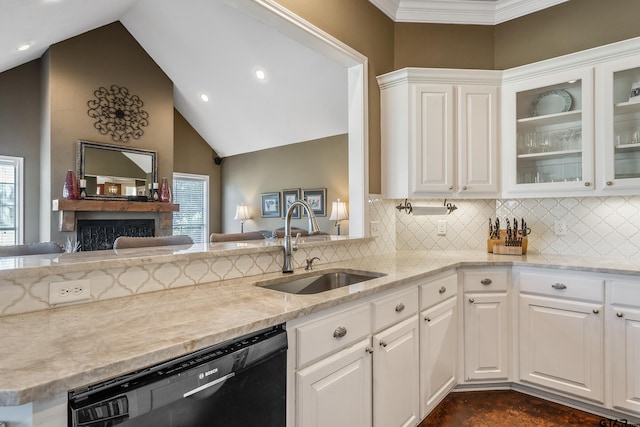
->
[159, 177, 171, 202]
[63, 170, 78, 200]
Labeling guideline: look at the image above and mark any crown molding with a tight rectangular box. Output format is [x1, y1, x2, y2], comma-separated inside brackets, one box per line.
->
[369, 0, 569, 25]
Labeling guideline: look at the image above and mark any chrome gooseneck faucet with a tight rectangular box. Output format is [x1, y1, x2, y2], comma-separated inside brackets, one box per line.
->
[282, 200, 321, 273]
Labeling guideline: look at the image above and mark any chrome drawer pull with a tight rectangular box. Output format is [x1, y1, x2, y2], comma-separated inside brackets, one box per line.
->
[593, 308, 599, 314]
[333, 326, 347, 338]
[552, 283, 567, 290]
[617, 312, 624, 318]
[365, 347, 374, 354]
[469, 298, 475, 303]
[380, 341, 388, 348]
[439, 286, 446, 294]
[424, 316, 431, 322]
[480, 278, 492, 285]
[395, 303, 405, 312]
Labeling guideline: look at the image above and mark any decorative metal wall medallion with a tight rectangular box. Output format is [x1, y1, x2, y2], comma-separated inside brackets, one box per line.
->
[87, 85, 149, 143]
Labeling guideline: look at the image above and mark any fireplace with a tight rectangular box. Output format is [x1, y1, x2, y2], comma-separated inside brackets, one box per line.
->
[77, 219, 155, 251]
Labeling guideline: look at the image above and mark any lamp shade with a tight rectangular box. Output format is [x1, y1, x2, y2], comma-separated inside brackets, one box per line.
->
[234, 204, 250, 221]
[329, 199, 349, 221]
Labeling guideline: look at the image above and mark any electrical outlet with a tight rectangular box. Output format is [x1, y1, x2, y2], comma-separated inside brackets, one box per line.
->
[49, 279, 91, 305]
[437, 219, 447, 236]
[554, 220, 568, 236]
[370, 220, 380, 237]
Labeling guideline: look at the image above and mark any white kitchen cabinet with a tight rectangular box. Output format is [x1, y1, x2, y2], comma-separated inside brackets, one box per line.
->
[418, 272, 458, 418]
[596, 56, 640, 192]
[297, 339, 373, 427]
[378, 68, 501, 199]
[292, 285, 419, 427]
[517, 268, 604, 402]
[461, 268, 510, 382]
[373, 316, 420, 427]
[607, 278, 640, 416]
[502, 67, 595, 197]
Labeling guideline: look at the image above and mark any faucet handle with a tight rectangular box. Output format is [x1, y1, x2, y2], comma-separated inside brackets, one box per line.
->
[293, 232, 301, 251]
[305, 256, 321, 271]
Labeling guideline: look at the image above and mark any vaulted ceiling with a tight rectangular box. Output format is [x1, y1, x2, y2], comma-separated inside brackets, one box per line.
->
[1, 0, 563, 157]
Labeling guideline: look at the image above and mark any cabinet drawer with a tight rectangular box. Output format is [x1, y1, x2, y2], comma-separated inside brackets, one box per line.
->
[461, 269, 508, 292]
[372, 287, 418, 332]
[419, 272, 458, 309]
[519, 270, 604, 303]
[608, 278, 640, 306]
[297, 304, 371, 367]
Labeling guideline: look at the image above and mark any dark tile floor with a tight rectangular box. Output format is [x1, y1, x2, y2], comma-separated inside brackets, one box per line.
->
[418, 390, 606, 426]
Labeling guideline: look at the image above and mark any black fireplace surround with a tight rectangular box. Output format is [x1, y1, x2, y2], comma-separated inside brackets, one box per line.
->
[77, 219, 155, 251]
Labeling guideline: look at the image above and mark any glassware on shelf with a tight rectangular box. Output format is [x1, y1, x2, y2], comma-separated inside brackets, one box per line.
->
[159, 177, 172, 203]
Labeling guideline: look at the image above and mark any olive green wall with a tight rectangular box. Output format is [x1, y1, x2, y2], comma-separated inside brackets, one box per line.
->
[174, 109, 221, 233]
[0, 60, 41, 243]
[221, 135, 348, 235]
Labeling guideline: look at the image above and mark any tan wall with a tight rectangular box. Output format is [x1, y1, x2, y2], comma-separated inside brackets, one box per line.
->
[0, 60, 41, 243]
[274, 0, 395, 194]
[173, 109, 221, 233]
[495, 0, 640, 70]
[394, 23, 494, 69]
[221, 135, 348, 235]
[45, 22, 174, 242]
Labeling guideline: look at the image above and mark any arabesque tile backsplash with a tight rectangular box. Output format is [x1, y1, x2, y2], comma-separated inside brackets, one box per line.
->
[394, 196, 640, 260]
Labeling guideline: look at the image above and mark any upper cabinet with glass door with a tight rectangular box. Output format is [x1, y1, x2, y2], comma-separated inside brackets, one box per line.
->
[502, 68, 594, 197]
[597, 57, 640, 192]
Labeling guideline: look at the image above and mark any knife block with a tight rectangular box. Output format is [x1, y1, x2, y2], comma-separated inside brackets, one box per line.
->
[487, 229, 528, 255]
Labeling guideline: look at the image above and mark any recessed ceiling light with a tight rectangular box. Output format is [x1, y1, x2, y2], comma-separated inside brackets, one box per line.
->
[255, 69, 267, 81]
[200, 93, 209, 102]
[17, 43, 32, 52]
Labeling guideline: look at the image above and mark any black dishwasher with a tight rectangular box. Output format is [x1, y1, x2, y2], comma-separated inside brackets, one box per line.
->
[68, 324, 287, 427]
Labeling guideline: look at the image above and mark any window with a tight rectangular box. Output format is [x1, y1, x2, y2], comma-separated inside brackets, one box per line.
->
[0, 156, 23, 246]
[172, 173, 209, 244]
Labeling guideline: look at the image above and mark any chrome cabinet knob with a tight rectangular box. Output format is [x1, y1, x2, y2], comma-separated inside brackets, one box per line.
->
[593, 308, 599, 314]
[333, 326, 347, 338]
[552, 283, 567, 290]
[584, 181, 591, 187]
[469, 298, 475, 303]
[448, 186, 454, 190]
[481, 278, 492, 285]
[617, 312, 624, 318]
[606, 181, 613, 186]
[439, 286, 446, 294]
[395, 303, 405, 312]
[462, 186, 468, 190]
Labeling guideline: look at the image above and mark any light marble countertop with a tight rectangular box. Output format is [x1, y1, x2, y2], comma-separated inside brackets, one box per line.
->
[1, 250, 640, 406]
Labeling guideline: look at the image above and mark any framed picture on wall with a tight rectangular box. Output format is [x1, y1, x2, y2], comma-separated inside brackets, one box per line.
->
[282, 188, 301, 219]
[261, 192, 281, 217]
[303, 188, 326, 216]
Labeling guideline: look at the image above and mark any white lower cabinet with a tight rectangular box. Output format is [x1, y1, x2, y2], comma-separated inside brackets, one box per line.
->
[608, 278, 640, 416]
[418, 272, 458, 418]
[517, 268, 604, 403]
[297, 339, 372, 427]
[461, 268, 510, 382]
[372, 316, 420, 427]
[292, 285, 419, 427]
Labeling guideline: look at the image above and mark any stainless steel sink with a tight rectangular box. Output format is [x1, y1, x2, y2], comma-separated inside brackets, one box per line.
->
[257, 269, 386, 295]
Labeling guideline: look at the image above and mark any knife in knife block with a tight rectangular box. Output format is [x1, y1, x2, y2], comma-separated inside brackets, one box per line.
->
[487, 229, 528, 255]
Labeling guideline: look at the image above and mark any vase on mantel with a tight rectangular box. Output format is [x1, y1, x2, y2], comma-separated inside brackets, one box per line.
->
[62, 169, 78, 200]
[159, 177, 171, 203]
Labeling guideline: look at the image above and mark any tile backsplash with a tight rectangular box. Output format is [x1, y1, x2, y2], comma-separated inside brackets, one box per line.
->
[393, 196, 640, 260]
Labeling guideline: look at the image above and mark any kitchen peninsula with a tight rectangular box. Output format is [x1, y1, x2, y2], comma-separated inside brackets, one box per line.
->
[1, 240, 640, 426]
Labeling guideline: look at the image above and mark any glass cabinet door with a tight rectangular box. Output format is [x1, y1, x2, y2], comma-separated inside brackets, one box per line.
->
[598, 58, 640, 190]
[503, 68, 594, 196]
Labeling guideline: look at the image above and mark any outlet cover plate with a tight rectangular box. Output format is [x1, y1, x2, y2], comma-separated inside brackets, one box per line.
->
[437, 219, 447, 236]
[49, 279, 91, 305]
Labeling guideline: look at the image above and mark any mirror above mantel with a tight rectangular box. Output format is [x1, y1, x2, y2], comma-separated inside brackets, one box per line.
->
[76, 140, 157, 198]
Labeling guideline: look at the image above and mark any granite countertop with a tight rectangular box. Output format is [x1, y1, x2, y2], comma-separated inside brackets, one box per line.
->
[1, 250, 640, 406]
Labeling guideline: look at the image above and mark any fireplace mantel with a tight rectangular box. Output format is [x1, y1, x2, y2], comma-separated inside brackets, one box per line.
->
[52, 199, 179, 231]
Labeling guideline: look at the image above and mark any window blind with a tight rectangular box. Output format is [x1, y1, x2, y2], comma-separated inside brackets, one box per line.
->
[172, 173, 209, 244]
[0, 156, 22, 246]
